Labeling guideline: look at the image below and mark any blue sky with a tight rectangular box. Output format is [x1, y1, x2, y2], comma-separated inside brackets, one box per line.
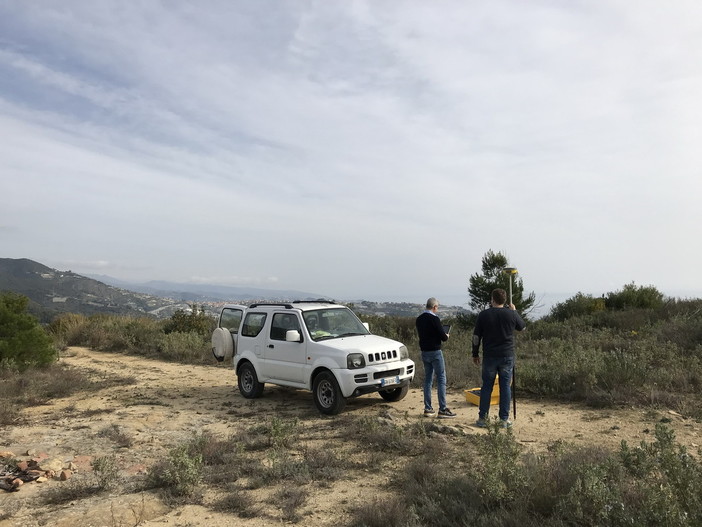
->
[1, 1, 701, 313]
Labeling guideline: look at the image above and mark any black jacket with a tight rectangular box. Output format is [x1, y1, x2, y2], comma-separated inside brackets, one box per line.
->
[416, 311, 448, 352]
[472, 307, 526, 358]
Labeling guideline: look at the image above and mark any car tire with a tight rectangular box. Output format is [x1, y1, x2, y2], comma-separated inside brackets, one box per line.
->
[378, 384, 409, 402]
[237, 362, 264, 398]
[312, 371, 346, 415]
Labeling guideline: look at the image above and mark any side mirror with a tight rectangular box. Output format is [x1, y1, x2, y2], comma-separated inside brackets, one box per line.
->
[285, 330, 302, 343]
[363, 322, 370, 331]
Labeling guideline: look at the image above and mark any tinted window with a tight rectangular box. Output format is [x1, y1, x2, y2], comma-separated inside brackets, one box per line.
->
[270, 313, 301, 340]
[241, 313, 267, 337]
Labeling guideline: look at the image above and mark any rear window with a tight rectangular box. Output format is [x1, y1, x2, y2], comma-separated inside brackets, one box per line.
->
[220, 308, 243, 333]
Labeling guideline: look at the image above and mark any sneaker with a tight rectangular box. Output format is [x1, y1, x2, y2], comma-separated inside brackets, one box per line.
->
[423, 409, 436, 417]
[437, 408, 456, 419]
[500, 419, 513, 428]
[475, 418, 488, 428]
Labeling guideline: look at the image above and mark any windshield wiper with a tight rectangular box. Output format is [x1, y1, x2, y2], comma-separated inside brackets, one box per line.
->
[337, 332, 365, 338]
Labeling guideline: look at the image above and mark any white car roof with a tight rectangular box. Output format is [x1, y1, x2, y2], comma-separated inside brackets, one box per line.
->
[221, 301, 343, 312]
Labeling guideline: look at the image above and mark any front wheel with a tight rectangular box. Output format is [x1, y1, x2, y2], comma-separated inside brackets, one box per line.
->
[379, 384, 409, 402]
[312, 371, 346, 415]
[237, 362, 264, 398]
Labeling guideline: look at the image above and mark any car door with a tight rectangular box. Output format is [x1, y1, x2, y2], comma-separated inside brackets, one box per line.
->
[262, 312, 307, 384]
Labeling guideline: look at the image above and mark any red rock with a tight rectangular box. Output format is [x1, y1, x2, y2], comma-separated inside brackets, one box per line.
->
[60, 470, 72, 481]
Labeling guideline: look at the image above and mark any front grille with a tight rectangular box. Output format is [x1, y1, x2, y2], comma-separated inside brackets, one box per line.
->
[373, 369, 401, 380]
[407, 364, 414, 375]
[366, 350, 398, 363]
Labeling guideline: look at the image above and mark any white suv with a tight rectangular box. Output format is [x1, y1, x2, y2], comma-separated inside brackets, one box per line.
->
[211, 301, 415, 414]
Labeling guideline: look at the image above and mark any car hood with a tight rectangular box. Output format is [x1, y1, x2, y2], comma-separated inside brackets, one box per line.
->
[318, 334, 404, 353]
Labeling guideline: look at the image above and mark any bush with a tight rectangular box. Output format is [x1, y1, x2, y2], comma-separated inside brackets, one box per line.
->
[0, 292, 56, 369]
[355, 424, 702, 527]
[605, 283, 665, 311]
[163, 306, 215, 336]
[148, 441, 203, 498]
[548, 292, 606, 321]
[47, 312, 89, 349]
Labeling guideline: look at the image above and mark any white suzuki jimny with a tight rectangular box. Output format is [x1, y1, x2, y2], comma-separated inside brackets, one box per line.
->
[211, 301, 415, 414]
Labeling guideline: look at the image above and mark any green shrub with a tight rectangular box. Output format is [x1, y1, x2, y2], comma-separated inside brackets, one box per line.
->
[548, 292, 606, 321]
[354, 424, 702, 527]
[163, 306, 215, 336]
[0, 292, 57, 369]
[147, 442, 203, 498]
[605, 283, 665, 311]
[91, 455, 121, 490]
[155, 331, 210, 362]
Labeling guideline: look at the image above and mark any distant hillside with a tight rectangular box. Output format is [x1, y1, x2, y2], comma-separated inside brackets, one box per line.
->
[0, 258, 469, 321]
[0, 258, 180, 322]
[86, 275, 325, 303]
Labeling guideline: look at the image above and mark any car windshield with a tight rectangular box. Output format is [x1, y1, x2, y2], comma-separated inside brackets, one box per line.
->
[303, 308, 369, 342]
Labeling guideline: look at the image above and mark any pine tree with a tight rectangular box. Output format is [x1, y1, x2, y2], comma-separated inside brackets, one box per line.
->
[0, 292, 57, 369]
[468, 250, 535, 315]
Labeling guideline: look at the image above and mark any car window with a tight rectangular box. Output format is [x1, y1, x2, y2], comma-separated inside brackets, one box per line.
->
[303, 308, 369, 341]
[270, 313, 301, 341]
[241, 313, 267, 337]
[220, 308, 243, 333]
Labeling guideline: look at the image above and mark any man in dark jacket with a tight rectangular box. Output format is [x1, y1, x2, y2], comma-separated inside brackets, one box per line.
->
[416, 297, 456, 418]
[472, 288, 526, 427]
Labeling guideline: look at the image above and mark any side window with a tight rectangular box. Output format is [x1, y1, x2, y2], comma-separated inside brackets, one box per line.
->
[270, 313, 301, 341]
[220, 309, 243, 333]
[241, 313, 267, 338]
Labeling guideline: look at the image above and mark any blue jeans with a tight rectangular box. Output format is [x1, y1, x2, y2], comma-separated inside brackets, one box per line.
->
[422, 350, 447, 411]
[479, 356, 514, 421]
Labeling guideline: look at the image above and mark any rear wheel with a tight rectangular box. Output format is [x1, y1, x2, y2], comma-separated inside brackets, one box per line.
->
[312, 371, 346, 415]
[237, 362, 264, 398]
[379, 384, 409, 402]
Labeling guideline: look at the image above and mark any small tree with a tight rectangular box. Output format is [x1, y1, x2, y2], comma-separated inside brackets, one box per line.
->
[0, 292, 57, 369]
[468, 250, 536, 315]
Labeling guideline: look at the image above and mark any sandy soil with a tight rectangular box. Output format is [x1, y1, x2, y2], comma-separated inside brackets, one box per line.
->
[1, 347, 700, 526]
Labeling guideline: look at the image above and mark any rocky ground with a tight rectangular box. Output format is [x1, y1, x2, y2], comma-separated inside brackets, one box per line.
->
[1, 347, 700, 526]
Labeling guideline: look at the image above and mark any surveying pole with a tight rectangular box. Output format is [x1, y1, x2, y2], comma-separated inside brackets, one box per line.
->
[502, 266, 519, 419]
[503, 267, 518, 305]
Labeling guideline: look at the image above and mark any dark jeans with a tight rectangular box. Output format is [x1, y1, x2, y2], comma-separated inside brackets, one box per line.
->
[479, 355, 514, 421]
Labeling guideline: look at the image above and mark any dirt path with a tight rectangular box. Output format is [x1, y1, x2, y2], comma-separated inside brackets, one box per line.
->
[1, 347, 700, 526]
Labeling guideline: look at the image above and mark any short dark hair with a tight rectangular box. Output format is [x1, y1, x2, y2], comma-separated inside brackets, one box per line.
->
[492, 288, 507, 305]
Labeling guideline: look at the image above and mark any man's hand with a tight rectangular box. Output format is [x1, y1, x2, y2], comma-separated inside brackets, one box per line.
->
[472, 356, 480, 366]
[509, 303, 516, 310]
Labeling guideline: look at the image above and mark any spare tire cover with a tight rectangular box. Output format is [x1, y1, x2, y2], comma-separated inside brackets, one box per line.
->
[211, 327, 234, 362]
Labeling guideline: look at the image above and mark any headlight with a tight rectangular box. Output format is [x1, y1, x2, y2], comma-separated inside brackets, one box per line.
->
[347, 353, 365, 369]
[399, 345, 409, 360]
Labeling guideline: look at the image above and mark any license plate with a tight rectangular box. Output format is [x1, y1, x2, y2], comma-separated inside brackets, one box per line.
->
[380, 376, 400, 387]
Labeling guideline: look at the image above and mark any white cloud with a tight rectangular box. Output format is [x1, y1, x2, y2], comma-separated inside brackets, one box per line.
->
[2, 1, 702, 304]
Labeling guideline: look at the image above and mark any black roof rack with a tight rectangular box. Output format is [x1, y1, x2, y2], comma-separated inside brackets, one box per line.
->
[292, 299, 337, 304]
[248, 303, 294, 309]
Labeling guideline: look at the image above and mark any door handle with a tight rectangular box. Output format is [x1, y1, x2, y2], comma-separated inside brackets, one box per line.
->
[268, 344, 274, 349]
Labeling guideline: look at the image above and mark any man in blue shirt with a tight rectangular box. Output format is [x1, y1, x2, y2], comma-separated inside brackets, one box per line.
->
[416, 297, 456, 418]
[472, 288, 526, 427]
